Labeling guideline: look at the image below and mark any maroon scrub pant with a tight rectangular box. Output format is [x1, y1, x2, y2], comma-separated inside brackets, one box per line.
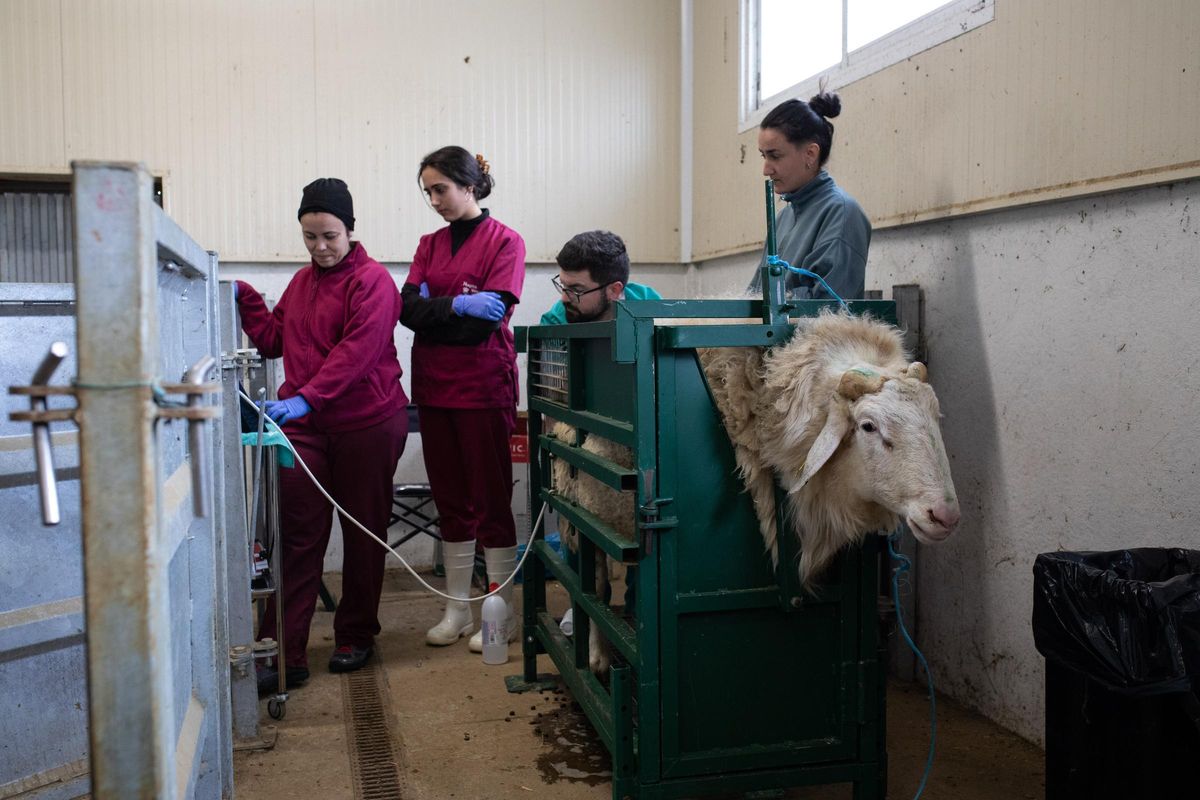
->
[260, 410, 406, 668]
[418, 406, 516, 548]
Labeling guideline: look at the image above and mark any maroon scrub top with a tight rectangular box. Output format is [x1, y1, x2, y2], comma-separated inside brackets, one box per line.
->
[406, 215, 526, 409]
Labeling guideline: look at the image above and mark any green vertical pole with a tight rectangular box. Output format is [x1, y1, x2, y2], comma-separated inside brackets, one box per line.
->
[761, 178, 787, 324]
[765, 178, 778, 257]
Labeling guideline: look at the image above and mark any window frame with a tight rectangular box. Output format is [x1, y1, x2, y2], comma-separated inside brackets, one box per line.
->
[740, 0, 995, 132]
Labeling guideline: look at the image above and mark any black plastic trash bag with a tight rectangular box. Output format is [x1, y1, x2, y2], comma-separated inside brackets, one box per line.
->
[1033, 547, 1200, 695]
[1034, 548, 1200, 800]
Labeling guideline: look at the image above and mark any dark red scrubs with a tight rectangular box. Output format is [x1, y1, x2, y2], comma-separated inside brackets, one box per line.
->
[236, 243, 407, 667]
[405, 216, 525, 547]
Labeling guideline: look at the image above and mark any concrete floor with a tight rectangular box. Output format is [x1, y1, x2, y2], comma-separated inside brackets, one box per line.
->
[233, 570, 1045, 800]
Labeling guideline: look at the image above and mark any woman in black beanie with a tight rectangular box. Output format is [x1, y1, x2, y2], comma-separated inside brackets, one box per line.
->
[235, 178, 409, 689]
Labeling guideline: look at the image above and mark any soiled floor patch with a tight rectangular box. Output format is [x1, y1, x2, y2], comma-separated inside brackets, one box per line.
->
[530, 687, 612, 786]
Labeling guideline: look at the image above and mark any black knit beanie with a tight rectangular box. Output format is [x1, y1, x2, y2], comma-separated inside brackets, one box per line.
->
[297, 178, 355, 232]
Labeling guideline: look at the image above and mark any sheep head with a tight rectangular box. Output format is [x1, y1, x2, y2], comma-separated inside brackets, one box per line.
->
[790, 361, 960, 565]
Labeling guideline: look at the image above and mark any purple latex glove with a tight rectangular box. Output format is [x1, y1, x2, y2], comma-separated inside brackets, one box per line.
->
[263, 395, 311, 425]
[419, 282, 430, 299]
[452, 291, 506, 322]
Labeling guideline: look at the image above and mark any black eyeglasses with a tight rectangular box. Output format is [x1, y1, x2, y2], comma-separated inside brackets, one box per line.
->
[551, 275, 613, 303]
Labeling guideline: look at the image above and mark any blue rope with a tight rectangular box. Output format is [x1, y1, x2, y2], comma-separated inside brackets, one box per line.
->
[765, 255, 850, 311]
[887, 527, 937, 800]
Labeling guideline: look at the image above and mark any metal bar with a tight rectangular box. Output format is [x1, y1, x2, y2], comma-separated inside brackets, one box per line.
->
[533, 539, 638, 664]
[217, 281, 260, 745]
[765, 178, 777, 257]
[538, 434, 637, 492]
[539, 489, 639, 565]
[184, 355, 216, 517]
[657, 324, 795, 350]
[248, 388, 267, 535]
[524, 400, 634, 448]
[29, 341, 68, 525]
[532, 610, 616, 752]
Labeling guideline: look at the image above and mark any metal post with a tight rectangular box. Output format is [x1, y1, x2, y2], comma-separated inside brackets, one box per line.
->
[761, 179, 788, 325]
[74, 161, 169, 798]
[73, 160, 228, 798]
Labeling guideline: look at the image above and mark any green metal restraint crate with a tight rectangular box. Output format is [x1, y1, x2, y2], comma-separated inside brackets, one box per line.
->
[516, 294, 898, 800]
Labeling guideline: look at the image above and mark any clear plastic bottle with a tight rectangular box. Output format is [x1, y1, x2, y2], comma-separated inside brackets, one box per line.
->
[481, 582, 509, 665]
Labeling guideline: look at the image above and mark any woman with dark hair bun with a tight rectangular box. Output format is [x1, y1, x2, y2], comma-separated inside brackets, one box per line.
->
[399, 146, 526, 656]
[748, 90, 871, 301]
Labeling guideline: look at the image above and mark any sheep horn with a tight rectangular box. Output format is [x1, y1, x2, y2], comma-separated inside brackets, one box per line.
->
[837, 368, 886, 400]
[905, 362, 928, 382]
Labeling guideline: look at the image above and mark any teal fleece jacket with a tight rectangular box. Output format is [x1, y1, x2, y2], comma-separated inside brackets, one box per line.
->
[748, 171, 870, 301]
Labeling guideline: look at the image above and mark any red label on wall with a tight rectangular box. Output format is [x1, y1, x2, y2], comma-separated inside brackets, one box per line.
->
[510, 435, 529, 463]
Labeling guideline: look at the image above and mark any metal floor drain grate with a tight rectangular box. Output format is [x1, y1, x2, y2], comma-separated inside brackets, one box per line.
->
[343, 659, 405, 800]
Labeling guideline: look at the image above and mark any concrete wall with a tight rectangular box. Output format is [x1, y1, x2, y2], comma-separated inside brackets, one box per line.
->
[690, 0, 1200, 259]
[691, 176, 1200, 743]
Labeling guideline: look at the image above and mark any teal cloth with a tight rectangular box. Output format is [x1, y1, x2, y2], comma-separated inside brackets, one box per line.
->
[539, 282, 663, 325]
[748, 170, 871, 300]
[241, 430, 295, 468]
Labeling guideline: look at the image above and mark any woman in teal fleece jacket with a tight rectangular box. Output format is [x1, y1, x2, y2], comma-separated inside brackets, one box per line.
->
[748, 91, 870, 301]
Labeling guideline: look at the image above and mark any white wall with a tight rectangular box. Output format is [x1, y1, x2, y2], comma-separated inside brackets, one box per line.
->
[692, 177, 1200, 744]
[0, 0, 682, 264]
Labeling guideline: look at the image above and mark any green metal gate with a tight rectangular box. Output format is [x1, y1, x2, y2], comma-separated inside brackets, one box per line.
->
[519, 297, 895, 800]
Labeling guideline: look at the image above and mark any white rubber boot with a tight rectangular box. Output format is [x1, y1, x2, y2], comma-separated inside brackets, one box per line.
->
[469, 545, 519, 653]
[425, 540, 476, 646]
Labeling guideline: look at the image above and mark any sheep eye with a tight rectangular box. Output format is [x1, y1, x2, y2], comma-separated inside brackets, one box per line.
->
[860, 421, 876, 433]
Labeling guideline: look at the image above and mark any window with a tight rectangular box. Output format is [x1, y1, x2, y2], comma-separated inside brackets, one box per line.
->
[740, 0, 994, 129]
[1, 176, 164, 283]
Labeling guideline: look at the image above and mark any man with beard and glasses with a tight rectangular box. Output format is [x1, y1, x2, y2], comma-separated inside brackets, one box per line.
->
[540, 229, 658, 636]
[540, 230, 660, 326]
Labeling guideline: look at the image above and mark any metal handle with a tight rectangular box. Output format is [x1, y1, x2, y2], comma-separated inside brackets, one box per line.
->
[31, 342, 69, 525]
[184, 355, 217, 517]
[248, 387, 268, 536]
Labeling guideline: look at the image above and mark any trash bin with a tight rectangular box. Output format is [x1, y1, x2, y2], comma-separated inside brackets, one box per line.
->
[1033, 548, 1200, 800]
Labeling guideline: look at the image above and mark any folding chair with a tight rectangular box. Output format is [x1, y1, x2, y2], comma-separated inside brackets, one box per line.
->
[388, 405, 445, 574]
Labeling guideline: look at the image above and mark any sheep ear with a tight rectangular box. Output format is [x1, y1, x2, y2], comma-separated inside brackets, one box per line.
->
[837, 368, 886, 400]
[795, 405, 851, 491]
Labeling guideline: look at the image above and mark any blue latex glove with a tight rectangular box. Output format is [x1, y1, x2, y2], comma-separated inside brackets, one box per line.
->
[452, 291, 506, 321]
[419, 282, 430, 299]
[262, 395, 311, 425]
[233, 282, 239, 300]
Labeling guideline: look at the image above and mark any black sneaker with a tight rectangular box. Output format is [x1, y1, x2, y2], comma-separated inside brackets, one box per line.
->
[256, 664, 309, 696]
[328, 644, 373, 673]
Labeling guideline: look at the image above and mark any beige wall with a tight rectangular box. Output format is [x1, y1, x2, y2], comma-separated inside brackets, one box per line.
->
[0, 0, 680, 264]
[691, 0, 1200, 260]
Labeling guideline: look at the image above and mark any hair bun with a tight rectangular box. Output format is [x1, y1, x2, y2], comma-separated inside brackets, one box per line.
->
[475, 153, 490, 175]
[808, 91, 842, 119]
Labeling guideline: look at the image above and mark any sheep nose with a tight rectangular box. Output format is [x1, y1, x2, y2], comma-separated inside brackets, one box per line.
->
[929, 501, 960, 531]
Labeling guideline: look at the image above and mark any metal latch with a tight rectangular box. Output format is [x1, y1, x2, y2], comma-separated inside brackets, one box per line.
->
[9, 345, 222, 524]
[7, 342, 71, 525]
[636, 469, 676, 554]
[158, 355, 221, 517]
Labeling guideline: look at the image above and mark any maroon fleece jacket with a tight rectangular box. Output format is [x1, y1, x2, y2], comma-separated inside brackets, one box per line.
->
[235, 243, 407, 433]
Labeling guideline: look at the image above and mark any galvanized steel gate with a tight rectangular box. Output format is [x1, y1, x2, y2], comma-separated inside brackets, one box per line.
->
[520, 298, 895, 800]
[0, 285, 87, 799]
[2, 161, 235, 799]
